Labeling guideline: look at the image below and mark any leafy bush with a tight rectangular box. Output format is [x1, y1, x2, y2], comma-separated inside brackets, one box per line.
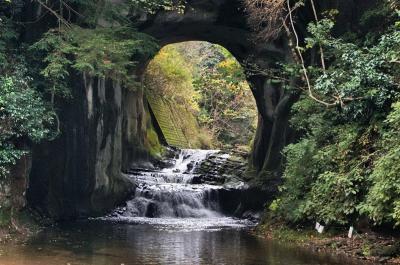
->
[0, 3, 55, 178]
[272, 5, 400, 227]
[275, 139, 318, 223]
[276, 120, 370, 225]
[31, 25, 158, 95]
[191, 44, 257, 147]
[304, 169, 366, 225]
[0, 67, 55, 177]
[306, 18, 400, 120]
[361, 102, 400, 226]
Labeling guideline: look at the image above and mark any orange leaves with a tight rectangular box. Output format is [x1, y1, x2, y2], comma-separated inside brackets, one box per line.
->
[243, 0, 286, 40]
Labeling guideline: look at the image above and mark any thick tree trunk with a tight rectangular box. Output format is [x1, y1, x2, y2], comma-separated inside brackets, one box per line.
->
[248, 74, 298, 182]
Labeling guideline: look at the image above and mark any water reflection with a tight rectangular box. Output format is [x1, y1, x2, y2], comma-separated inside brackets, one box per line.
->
[0, 221, 375, 265]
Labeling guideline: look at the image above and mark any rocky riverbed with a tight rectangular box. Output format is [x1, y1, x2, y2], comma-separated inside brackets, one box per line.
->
[117, 149, 272, 221]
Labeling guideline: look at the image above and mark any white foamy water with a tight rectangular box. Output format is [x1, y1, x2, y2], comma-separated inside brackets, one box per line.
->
[98, 216, 255, 232]
[100, 149, 252, 229]
[124, 149, 222, 218]
[162, 149, 219, 174]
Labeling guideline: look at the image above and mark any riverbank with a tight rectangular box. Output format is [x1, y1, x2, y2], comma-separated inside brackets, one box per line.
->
[0, 209, 54, 245]
[0, 227, 32, 244]
[256, 221, 400, 264]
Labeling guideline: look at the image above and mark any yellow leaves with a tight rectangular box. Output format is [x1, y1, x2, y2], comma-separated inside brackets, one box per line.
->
[217, 58, 235, 70]
[144, 44, 199, 113]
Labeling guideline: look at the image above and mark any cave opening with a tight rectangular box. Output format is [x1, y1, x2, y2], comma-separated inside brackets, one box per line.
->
[141, 41, 258, 155]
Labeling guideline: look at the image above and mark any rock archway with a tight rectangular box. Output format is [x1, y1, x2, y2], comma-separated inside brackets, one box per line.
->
[137, 0, 297, 178]
[26, 0, 297, 219]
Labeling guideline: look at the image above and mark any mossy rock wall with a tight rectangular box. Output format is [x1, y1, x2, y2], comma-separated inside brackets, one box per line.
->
[146, 93, 191, 149]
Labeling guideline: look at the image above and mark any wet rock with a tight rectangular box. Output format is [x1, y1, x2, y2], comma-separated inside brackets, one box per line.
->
[242, 211, 261, 223]
[217, 187, 272, 219]
[378, 257, 391, 263]
[191, 151, 249, 185]
[151, 147, 180, 169]
[371, 242, 400, 258]
[145, 203, 158, 218]
[186, 162, 194, 172]
[155, 159, 175, 169]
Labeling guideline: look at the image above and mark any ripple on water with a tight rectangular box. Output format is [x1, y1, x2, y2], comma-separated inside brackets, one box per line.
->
[94, 216, 256, 232]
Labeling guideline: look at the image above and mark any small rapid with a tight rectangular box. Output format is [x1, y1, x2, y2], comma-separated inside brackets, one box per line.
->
[101, 149, 253, 229]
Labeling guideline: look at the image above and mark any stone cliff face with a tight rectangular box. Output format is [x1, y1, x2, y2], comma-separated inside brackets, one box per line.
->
[7, 0, 376, 220]
[27, 74, 140, 219]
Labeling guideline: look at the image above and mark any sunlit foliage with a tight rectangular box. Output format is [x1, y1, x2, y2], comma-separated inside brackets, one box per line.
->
[192, 45, 257, 148]
[144, 42, 257, 149]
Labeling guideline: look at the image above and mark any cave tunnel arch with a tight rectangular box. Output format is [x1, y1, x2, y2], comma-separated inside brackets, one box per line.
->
[26, 0, 297, 220]
[140, 41, 259, 151]
[133, 3, 296, 175]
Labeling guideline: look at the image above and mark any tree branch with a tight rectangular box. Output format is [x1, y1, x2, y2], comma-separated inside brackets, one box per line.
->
[286, 0, 337, 107]
[310, 0, 326, 72]
[34, 0, 71, 28]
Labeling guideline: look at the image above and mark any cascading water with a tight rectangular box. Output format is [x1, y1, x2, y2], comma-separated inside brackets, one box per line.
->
[102, 149, 253, 229]
[119, 149, 220, 218]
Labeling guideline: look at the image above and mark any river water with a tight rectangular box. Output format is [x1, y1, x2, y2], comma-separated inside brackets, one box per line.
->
[0, 149, 374, 265]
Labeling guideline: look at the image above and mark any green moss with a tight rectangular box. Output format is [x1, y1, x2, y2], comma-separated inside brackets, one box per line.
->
[146, 92, 215, 150]
[145, 126, 164, 159]
[370, 242, 400, 257]
[257, 218, 332, 246]
[362, 243, 372, 256]
[260, 224, 310, 243]
[146, 93, 190, 148]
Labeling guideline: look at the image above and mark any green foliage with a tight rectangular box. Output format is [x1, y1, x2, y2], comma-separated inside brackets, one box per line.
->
[304, 169, 365, 225]
[145, 125, 164, 159]
[145, 45, 199, 109]
[144, 45, 208, 149]
[191, 44, 257, 148]
[275, 138, 318, 223]
[305, 18, 400, 120]
[275, 96, 378, 225]
[0, 17, 17, 69]
[0, 67, 55, 177]
[273, 6, 400, 227]
[31, 25, 159, 98]
[360, 102, 400, 226]
[0, 72, 54, 141]
[129, 0, 186, 14]
[0, 2, 55, 178]
[144, 42, 257, 149]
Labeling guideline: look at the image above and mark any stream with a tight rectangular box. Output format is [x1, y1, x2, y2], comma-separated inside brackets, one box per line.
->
[0, 149, 375, 265]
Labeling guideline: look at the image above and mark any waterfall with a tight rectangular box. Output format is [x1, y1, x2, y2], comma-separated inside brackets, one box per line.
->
[115, 149, 224, 218]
